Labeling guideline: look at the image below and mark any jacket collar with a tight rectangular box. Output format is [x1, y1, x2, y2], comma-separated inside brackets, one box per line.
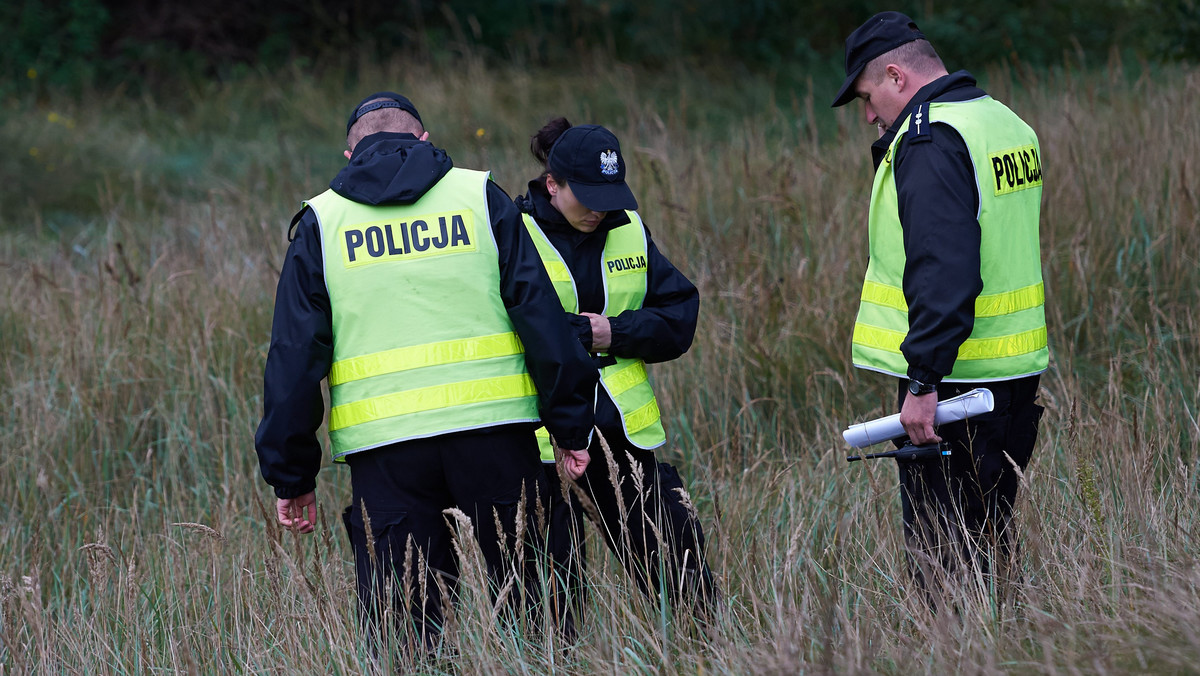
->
[516, 177, 631, 236]
[330, 132, 454, 206]
[871, 70, 984, 168]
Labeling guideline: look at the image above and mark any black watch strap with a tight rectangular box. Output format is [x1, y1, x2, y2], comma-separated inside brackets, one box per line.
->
[907, 378, 937, 396]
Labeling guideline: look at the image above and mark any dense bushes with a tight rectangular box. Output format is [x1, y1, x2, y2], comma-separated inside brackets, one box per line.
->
[3, 0, 1198, 92]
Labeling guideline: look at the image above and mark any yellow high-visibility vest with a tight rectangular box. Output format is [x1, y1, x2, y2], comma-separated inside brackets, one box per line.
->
[523, 212, 667, 460]
[309, 168, 539, 459]
[853, 96, 1049, 381]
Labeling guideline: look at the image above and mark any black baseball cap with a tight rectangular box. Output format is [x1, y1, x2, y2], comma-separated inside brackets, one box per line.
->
[346, 91, 423, 136]
[831, 11, 926, 108]
[547, 125, 638, 212]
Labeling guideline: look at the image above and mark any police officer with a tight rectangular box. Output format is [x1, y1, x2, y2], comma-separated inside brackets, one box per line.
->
[516, 118, 717, 625]
[254, 92, 598, 649]
[833, 13, 1048, 600]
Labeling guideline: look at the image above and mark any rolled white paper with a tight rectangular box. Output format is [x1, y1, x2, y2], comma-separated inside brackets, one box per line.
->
[842, 388, 995, 448]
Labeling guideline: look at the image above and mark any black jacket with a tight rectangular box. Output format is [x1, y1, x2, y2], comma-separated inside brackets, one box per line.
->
[255, 132, 598, 499]
[516, 178, 699, 439]
[871, 71, 988, 385]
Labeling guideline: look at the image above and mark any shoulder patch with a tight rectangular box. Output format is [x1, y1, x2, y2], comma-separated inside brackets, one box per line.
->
[906, 102, 932, 144]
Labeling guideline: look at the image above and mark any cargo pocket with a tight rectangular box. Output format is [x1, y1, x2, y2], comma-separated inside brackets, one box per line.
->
[966, 413, 1014, 490]
[471, 484, 525, 567]
[656, 462, 685, 492]
[1005, 400, 1045, 471]
[344, 503, 421, 579]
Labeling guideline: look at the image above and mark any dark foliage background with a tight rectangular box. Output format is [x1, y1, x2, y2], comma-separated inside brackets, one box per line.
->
[5, 0, 1198, 92]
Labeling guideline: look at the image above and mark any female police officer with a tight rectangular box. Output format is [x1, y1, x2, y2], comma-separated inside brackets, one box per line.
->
[515, 118, 716, 627]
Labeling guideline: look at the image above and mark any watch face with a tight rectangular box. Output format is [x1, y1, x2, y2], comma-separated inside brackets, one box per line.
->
[908, 380, 933, 395]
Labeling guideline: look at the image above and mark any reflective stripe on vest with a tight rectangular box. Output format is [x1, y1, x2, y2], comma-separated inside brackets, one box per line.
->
[851, 96, 1049, 382]
[523, 211, 667, 460]
[310, 168, 539, 459]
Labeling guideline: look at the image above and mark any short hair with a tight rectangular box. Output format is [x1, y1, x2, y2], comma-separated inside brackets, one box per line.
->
[861, 39, 945, 84]
[346, 99, 425, 150]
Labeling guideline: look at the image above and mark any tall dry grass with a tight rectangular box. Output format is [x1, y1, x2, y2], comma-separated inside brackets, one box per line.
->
[1, 54, 1198, 674]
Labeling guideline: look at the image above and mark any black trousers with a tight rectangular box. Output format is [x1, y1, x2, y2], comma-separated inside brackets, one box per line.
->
[545, 427, 716, 627]
[895, 375, 1044, 596]
[341, 425, 549, 650]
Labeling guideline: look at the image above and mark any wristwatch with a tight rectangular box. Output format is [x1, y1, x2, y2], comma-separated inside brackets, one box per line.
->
[907, 378, 937, 396]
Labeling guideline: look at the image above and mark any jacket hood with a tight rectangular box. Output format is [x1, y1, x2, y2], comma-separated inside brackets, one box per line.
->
[515, 176, 631, 237]
[330, 132, 454, 206]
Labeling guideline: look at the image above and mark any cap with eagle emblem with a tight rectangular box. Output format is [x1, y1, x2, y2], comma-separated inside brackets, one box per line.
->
[547, 125, 638, 212]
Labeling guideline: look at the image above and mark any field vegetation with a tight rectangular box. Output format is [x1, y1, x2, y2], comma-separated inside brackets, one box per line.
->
[2, 50, 1199, 673]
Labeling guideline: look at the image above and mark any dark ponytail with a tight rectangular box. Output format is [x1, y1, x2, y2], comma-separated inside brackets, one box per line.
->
[530, 117, 572, 169]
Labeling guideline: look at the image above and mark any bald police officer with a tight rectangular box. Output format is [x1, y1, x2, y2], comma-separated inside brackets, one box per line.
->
[255, 92, 598, 649]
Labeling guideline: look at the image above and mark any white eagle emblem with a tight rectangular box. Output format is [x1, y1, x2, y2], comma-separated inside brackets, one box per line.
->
[599, 150, 619, 176]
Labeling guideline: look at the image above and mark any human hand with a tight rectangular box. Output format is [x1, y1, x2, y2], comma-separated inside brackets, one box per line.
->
[556, 448, 590, 480]
[899, 392, 941, 445]
[276, 492, 317, 534]
[580, 312, 612, 351]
